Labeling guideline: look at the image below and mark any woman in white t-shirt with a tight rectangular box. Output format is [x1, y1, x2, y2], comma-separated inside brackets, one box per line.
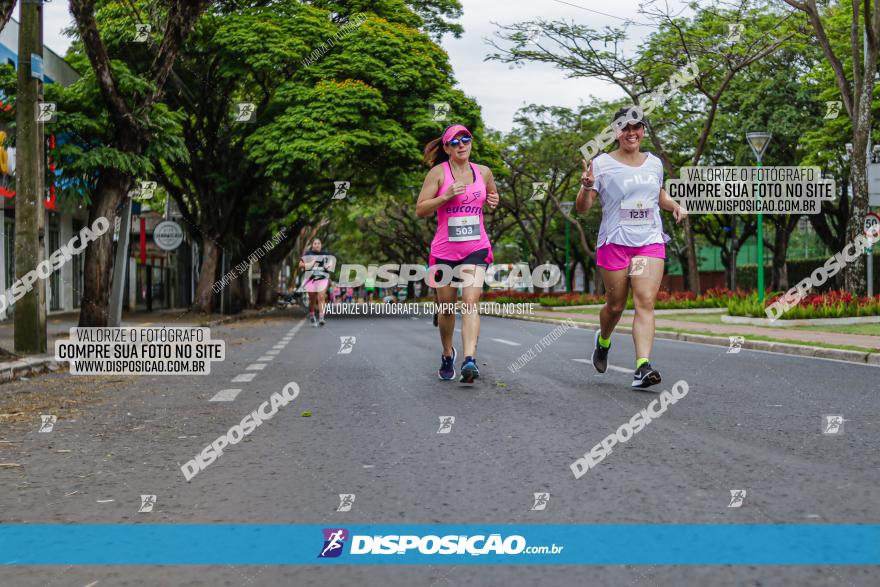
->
[576, 106, 688, 388]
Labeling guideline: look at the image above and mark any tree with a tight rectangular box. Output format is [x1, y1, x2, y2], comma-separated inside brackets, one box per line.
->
[782, 0, 878, 293]
[696, 36, 821, 290]
[239, 2, 488, 300]
[69, 0, 206, 326]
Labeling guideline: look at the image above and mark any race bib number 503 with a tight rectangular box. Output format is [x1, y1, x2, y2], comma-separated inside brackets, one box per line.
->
[447, 215, 481, 242]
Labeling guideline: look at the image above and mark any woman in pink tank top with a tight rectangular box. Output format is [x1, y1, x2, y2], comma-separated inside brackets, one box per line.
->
[416, 124, 499, 384]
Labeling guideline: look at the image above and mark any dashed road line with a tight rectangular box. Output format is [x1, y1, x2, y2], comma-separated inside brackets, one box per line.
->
[210, 389, 242, 402]
[232, 373, 257, 383]
[246, 363, 267, 371]
[491, 338, 520, 346]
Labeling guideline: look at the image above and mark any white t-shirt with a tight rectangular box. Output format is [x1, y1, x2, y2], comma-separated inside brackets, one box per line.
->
[592, 152, 669, 248]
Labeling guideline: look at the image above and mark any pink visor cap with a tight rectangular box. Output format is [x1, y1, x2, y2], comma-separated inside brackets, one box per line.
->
[443, 124, 473, 145]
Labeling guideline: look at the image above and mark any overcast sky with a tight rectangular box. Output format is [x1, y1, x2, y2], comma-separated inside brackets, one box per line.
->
[39, 0, 671, 133]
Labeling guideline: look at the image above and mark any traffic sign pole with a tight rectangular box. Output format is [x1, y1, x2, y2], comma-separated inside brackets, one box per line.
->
[866, 212, 880, 297]
[108, 197, 133, 327]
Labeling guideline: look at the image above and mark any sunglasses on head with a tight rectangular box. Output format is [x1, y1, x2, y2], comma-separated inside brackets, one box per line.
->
[447, 136, 472, 146]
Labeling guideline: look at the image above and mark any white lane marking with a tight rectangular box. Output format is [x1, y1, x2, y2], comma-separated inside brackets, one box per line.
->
[232, 373, 257, 382]
[571, 358, 631, 374]
[281, 338, 292, 342]
[210, 389, 242, 402]
[258, 356, 275, 362]
[266, 350, 280, 355]
[246, 363, 267, 371]
[272, 345, 285, 350]
[491, 338, 520, 346]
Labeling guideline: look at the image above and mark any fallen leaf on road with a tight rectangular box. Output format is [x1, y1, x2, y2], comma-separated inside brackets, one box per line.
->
[96, 499, 114, 503]
[0, 463, 21, 467]
[301, 412, 312, 417]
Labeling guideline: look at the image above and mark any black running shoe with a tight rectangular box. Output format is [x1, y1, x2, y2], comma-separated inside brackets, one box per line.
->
[438, 347, 456, 381]
[310, 314, 318, 327]
[631, 362, 662, 389]
[433, 312, 438, 327]
[319, 315, 326, 326]
[459, 356, 479, 384]
[591, 330, 609, 374]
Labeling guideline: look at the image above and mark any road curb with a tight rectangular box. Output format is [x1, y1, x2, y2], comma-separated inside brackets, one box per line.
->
[0, 355, 66, 384]
[491, 312, 878, 367]
[0, 307, 283, 386]
[201, 306, 279, 327]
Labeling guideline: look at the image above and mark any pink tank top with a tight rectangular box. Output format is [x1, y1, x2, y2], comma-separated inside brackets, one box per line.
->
[429, 161, 493, 262]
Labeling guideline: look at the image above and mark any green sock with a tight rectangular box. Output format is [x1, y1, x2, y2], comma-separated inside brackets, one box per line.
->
[636, 357, 649, 369]
[598, 335, 611, 349]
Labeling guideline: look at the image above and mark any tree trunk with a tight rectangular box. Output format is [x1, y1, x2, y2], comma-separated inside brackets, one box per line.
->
[229, 265, 250, 313]
[78, 171, 129, 327]
[257, 258, 281, 307]
[684, 217, 700, 294]
[676, 248, 690, 293]
[845, 126, 870, 294]
[192, 237, 220, 313]
[771, 226, 791, 291]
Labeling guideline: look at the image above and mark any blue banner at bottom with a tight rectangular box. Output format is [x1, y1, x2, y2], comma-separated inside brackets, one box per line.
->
[2, 524, 878, 565]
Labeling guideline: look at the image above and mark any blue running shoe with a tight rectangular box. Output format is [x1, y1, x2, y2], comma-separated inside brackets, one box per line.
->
[459, 356, 479, 384]
[438, 347, 456, 380]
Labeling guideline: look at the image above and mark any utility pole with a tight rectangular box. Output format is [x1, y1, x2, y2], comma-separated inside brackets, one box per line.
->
[14, 0, 47, 353]
[864, 30, 874, 298]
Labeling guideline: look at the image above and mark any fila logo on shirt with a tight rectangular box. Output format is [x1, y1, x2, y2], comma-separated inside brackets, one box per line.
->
[622, 173, 659, 188]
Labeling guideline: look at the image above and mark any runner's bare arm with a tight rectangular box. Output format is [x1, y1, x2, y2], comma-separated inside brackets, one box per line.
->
[483, 166, 499, 209]
[659, 188, 687, 223]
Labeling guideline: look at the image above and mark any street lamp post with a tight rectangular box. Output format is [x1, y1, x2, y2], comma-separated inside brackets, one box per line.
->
[560, 201, 575, 292]
[746, 132, 772, 303]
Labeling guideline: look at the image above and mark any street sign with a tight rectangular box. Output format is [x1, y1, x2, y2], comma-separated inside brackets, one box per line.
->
[797, 216, 812, 233]
[153, 220, 184, 251]
[868, 163, 880, 206]
[865, 212, 880, 237]
[30, 54, 43, 81]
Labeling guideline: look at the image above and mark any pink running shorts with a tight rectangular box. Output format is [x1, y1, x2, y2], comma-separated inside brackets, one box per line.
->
[304, 278, 330, 293]
[596, 243, 665, 272]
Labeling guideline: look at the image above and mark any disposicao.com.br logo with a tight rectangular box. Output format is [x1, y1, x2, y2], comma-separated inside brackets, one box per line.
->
[318, 529, 563, 558]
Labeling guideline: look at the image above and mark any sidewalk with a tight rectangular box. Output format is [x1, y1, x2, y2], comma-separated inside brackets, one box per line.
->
[0, 307, 279, 381]
[533, 309, 880, 351]
[0, 309, 206, 354]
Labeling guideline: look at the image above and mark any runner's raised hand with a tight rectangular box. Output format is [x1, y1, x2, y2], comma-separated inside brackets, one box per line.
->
[581, 159, 595, 190]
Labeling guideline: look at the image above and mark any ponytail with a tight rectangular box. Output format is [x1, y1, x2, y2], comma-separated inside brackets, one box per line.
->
[423, 136, 448, 168]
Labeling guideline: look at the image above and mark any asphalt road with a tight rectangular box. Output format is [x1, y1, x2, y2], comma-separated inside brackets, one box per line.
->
[1, 309, 877, 586]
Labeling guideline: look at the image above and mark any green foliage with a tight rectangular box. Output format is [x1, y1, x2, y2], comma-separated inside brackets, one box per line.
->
[727, 291, 880, 319]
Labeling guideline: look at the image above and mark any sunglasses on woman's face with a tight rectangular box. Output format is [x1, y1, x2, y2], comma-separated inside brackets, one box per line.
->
[447, 136, 473, 147]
